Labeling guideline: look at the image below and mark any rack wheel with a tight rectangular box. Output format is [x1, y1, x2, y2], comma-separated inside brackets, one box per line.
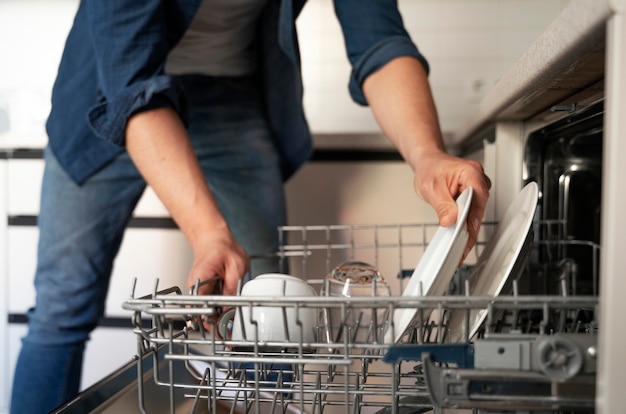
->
[533, 334, 584, 380]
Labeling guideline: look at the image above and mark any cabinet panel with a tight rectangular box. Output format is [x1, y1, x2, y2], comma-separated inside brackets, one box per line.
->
[285, 161, 437, 226]
[7, 227, 192, 317]
[5, 324, 141, 411]
[106, 228, 192, 316]
[81, 327, 139, 390]
[7, 159, 42, 215]
[6, 227, 37, 313]
[6, 157, 170, 217]
[4, 324, 26, 414]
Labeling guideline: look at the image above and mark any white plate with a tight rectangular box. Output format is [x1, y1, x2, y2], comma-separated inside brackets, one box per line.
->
[447, 182, 539, 343]
[384, 187, 473, 344]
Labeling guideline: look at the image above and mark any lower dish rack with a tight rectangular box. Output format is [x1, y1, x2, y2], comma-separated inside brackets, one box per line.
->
[122, 223, 599, 414]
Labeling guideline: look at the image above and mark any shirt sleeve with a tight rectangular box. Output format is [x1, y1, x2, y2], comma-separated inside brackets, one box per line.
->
[332, 0, 430, 106]
[84, 0, 200, 146]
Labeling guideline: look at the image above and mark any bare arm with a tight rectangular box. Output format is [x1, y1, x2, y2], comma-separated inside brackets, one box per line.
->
[362, 56, 491, 257]
[125, 107, 248, 295]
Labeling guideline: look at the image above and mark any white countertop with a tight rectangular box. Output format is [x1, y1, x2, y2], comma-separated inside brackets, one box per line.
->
[449, 0, 623, 148]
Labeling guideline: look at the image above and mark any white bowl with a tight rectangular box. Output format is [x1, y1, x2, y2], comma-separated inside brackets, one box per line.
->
[230, 273, 318, 348]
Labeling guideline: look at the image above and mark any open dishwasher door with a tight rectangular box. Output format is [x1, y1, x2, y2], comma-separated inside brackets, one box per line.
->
[50, 346, 213, 414]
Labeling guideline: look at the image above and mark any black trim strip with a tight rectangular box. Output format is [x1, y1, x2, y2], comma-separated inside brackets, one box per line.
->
[8, 215, 178, 229]
[0, 148, 45, 159]
[127, 217, 177, 229]
[311, 149, 403, 162]
[7, 216, 37, 226]
[0, 148, 404, 162]
[8, 313, 154, 329]
[7, 313, 27, 324]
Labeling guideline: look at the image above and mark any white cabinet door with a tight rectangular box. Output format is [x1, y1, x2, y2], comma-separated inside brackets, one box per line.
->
[1, 155, 194, 412]
[106, 228, 192, 316]
[4, 228, 193, 408]
[6, 159, 42, 216]
[6, 156, 171, 217]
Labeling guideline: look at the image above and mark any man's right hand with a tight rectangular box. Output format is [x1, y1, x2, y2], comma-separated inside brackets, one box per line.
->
[125, 108, 249, 297]
[186, 225, 250, 297]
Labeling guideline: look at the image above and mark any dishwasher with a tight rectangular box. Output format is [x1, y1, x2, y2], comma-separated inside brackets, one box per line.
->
[51, 98, 604, 414]
[50, 97, 605, 414]
[51, 204, 600, 414]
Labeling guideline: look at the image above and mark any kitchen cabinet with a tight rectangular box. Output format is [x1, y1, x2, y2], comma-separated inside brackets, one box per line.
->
[0, 150, 194, 413]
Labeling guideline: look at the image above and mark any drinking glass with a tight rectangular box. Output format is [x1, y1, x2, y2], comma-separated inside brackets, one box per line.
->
[319, 261, 391, 351]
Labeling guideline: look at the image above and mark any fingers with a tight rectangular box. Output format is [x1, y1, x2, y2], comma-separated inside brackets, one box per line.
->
[414, 153, 491, 263]
[462, 165, 491, 260]
[221, 265, 245, 296]
[414, 164, 459, 228]
[436, 199, 459, 228]
[187, 259, 247, 297]
[185, 243, 247, 335]
[432, 188, 458, 227]
[186, 233, 250, 297]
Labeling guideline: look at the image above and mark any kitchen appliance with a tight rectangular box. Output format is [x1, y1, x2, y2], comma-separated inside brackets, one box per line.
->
[48, 102, 606, 413]
[51, 219, 598, 414]
[43, 0, 626, 412]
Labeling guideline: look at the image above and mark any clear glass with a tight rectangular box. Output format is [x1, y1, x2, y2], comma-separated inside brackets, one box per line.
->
[319, 261, 391, 351]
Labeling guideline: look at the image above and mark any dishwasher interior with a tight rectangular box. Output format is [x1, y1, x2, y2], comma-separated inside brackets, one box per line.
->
[88, 222, 598, 413]
[55, 103, 603, 414]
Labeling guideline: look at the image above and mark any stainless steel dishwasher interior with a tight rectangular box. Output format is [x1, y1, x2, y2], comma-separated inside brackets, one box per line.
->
[524, 100, 603, 297]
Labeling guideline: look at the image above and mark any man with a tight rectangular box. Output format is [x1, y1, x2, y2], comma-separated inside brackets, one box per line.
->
[10, 0, 490, 412]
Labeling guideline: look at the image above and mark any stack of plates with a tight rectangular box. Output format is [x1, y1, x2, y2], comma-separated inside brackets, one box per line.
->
[384, 182, 539, 344]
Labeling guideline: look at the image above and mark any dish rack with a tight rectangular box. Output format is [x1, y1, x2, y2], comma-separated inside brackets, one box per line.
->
[122, 222, 599, 414]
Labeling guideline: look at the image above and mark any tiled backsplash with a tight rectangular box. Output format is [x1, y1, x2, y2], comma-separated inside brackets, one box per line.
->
[0, 0, 569, 144]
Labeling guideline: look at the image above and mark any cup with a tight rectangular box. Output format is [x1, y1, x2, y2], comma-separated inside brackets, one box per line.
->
[220, 273, 318, 351]
[319, 261, 391, 349]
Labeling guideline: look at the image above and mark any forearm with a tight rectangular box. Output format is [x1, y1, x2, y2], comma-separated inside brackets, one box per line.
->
[362, 56, 491, 256]
[362, 56, 446, 168]
[125, 107, 229, 247]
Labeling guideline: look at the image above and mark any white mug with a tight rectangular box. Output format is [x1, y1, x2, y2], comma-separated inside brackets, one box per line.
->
[220, 273, 318, 351]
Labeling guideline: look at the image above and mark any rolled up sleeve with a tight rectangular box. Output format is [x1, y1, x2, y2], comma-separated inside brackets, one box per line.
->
[87, 76, 187, 146]
[84, 0, 198, 146]
[333, 0, 430, 105]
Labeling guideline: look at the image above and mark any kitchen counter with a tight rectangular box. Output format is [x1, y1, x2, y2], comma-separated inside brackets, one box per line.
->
[449, 0, 619, 150]
[448, 1, 626, 413]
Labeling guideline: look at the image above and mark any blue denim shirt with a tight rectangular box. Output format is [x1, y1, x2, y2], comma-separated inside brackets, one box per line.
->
[46, 0, 428, 184]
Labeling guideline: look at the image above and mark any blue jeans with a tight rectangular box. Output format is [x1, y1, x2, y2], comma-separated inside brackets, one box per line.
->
[10, 76, 287, 414]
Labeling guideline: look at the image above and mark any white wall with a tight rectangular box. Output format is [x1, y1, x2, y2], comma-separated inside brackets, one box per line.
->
[298, 0, 570, 136]
[0, 0, 570, 144]
[0, 0, 78, 142]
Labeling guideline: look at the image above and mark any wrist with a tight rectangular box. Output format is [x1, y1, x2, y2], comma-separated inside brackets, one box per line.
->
[405, 140, 446, 172]
[185, 220, 232, 252]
